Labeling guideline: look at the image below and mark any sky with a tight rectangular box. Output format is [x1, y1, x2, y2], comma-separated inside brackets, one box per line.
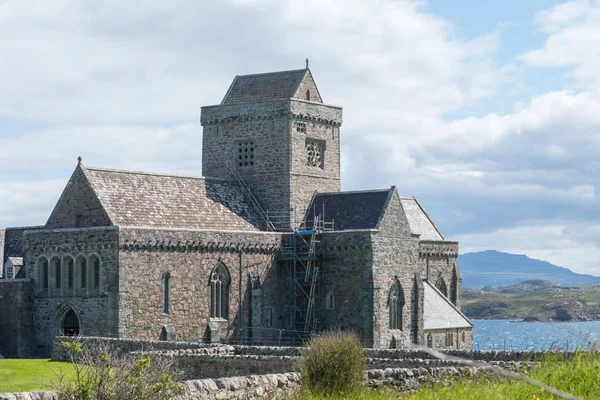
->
[0, 0, 598, 274]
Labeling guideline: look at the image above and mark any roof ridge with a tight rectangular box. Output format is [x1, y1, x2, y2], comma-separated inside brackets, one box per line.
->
[85, 167, 232, 182]
[234, 68, 306, 79]
[315, 188, 393, 196]
[425, 281, 472, 326]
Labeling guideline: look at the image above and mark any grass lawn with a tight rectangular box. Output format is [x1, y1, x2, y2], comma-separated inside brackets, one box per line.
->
[0, 358, 75, 393]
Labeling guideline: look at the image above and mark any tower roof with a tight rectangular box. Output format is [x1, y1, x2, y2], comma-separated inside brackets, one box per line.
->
[221, 69, 308, 105]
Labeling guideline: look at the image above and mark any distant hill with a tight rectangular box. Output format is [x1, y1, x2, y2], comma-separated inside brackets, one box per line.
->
[458, 250, 600, 289]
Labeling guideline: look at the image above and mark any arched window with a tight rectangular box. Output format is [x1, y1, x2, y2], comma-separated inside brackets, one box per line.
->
[78, 257, 87, 289]
[306, 89, 311, 101]
[66, 257, 74, 289]
[162, 272, 170, 314]
[436, 276, 448, 297]
[427, 334, 433, 348]
[388, 279, 405, 330]
[325, 290, 335, 310]
[38, 258, 49, 290]
[52, 258, 61, 289]
[411, 276, 419, 344]
[210, 263, 230, 319]
[450, 264, 458, 305]
[90, 256, 100, 289]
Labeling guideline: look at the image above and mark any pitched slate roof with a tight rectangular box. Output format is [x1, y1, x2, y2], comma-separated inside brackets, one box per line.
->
[305, 189, 393, 231]
[83, 167, 262, 231]
[423, 281, 472, 330]
[400, 198, 444, 241]
[222, 69, 307, 104]
[3, 226, 44, 259]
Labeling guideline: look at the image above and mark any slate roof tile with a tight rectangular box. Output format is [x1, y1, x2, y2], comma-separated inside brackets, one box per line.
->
[84, 167, 261, 231]
[305, 189, 393, 231]
[400, 198, 444, 241]
[222, 69, 307, 104]
[423, 281, 472, 330]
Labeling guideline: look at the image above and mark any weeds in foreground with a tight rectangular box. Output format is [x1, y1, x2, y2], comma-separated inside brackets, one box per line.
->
[300, 331, 366, 396]
[294, 349, 600, 399]
[53, 340, 183, 400]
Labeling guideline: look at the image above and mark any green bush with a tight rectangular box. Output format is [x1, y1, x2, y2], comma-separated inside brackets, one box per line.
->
[54, 340, 183, 400]
[300, 331, 366, 396]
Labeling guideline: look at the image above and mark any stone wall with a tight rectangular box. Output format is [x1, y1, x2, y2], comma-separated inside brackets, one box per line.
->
[53, 336, 231, 361]
[372, 191, 422, 349]
[0, 279, 35, 357]
[320, 231, 374, 345]
[424, 328, 473, 350]
[45, 166, 112, 229]
[0, 228, 4, 278]
[24, 227, 120, 356]
[118, 228, 284, 343]
[0, 366, 489, 400]
[201, 98, 342, 219]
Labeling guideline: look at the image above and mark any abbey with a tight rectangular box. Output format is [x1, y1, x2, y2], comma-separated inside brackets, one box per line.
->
[0, 66, 471, 357]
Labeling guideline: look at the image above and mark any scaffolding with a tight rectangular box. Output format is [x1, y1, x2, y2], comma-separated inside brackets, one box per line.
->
[279, 212, 334, 337]
[227, 163, 335, 339]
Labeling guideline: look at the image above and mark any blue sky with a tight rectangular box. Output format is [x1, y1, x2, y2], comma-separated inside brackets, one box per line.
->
[0, 0, 598, 274]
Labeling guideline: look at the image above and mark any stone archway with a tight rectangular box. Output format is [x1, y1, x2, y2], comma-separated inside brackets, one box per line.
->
[60, 309, 80, 336]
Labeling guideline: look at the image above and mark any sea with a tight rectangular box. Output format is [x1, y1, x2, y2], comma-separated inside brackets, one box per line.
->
[473, 319, 600, 351]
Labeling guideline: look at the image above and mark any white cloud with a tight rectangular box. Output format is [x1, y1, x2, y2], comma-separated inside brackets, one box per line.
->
[520, 0, 600, 91]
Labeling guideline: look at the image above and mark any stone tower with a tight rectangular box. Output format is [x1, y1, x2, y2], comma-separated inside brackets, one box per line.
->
[200, 66, 343, 224]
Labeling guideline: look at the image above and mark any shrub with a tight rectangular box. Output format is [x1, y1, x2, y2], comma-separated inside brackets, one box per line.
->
[53, 340, 183, 400]
[300, 331, 366, 396]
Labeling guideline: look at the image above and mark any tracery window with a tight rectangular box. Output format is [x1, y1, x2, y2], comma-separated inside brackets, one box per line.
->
[306, 140, 323, 168]
[388, 279, 405, 330]
[210, 263, 230, 319]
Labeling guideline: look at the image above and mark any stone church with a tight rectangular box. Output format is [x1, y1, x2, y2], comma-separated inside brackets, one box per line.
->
[0, 66, 472, 357]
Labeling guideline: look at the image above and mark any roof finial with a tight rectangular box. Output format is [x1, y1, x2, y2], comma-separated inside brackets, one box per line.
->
[305, 58, 309, 69]
[77, 156, 82, 165]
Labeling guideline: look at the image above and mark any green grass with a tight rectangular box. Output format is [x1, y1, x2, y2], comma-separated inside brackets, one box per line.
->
[293, 350, 600, 399]
[0, 359, 76, 393]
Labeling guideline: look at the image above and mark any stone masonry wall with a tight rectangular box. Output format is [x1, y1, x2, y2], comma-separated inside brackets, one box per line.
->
[0, 228, 4, 278]
[0, 279, 35, 357]
[290, 113, 340, 219]
[425, 328, 473, 350]
[118, 228, 285, 343]
[45, 165, 113, 229]
[201, 99, 342, 220]
[320, 231, 374, 345]
[293, 70, 323, 103]
[25, 227, 120, 356]
[372, 191, 422, 349]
